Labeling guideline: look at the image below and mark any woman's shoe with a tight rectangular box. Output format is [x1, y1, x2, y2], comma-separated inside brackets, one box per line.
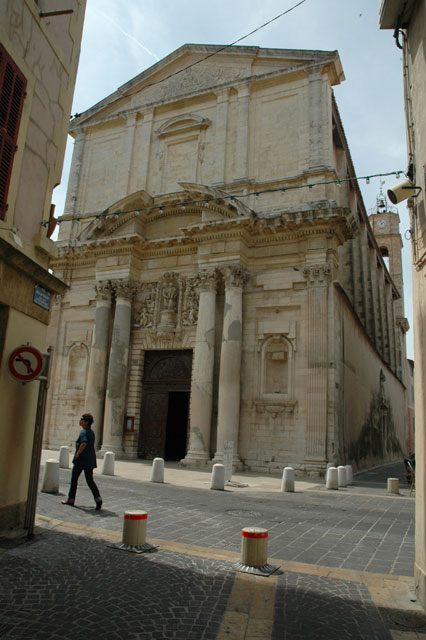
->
[61, 499, 74, 506]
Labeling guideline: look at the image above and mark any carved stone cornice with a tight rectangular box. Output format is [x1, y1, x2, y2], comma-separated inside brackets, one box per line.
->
[221, 264, 249, 289]
[302, 263, 331, 287]
[194, 268, 219, 292]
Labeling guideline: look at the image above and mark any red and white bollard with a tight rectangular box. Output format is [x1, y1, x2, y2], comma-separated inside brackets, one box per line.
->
[233, 527, 279, 576]
[110, 510, 158, 554]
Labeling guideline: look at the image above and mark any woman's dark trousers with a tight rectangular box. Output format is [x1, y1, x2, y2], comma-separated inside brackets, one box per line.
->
[68, 464, 101, 502]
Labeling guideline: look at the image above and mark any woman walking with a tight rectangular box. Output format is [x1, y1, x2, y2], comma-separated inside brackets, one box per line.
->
[62, 413, 102, 510]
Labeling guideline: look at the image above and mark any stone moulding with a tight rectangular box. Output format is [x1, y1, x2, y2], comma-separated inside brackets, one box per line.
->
[254, 400, 297, 418]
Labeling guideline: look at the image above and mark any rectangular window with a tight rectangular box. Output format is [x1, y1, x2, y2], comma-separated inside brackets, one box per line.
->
[0, 45, 27, 221]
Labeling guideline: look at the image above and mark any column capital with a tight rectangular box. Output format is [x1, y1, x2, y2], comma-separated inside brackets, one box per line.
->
[194, 268, 219, 292]
[95, 280, 113, 301]
[112, 279, 139, 301]
[302, 263, 331, 287]
[221, 265, 249, 289]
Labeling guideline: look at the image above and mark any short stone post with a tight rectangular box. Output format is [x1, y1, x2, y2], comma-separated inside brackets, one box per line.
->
[210, 463, 225, 490]
[387, 478, 400, 495]
[123, 510, 147, 546]
[150, 457, 164, 483]
[102, 451, 115, 476]
[337, 465, 347, 487]
[326, 466, 338, 490]
[345, 464, 353, 486]
[281, 467, 295, 492]
[59, 446, 69, 469]
[41, 459, 59, 493]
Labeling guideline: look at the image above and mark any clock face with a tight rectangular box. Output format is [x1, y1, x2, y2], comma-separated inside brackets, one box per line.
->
[376, 219, 387, 229]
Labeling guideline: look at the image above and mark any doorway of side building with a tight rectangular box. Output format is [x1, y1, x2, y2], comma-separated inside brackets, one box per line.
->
[138, 350, 192, 461]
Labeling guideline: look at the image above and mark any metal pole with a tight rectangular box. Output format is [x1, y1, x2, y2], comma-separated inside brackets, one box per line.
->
[24, 349, 51, 538]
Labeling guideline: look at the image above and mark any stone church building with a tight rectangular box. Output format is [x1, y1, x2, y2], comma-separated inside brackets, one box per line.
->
[44, 44, 409, 474]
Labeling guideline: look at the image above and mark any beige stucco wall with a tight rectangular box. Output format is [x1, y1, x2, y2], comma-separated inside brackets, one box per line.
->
[338, 296, 407, 470]
[0, 310, 46, 529]
[0, 0, 85, 531]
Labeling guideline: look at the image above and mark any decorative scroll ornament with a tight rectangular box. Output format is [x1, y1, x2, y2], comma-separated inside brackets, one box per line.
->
[302, 263, 331, 286]
[221, 264, 249, 288]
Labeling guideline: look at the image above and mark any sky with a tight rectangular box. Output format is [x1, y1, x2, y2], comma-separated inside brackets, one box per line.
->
[53, 0, 413, 357]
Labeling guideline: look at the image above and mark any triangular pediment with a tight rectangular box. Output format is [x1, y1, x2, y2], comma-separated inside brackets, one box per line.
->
[70, 44, 342, 130]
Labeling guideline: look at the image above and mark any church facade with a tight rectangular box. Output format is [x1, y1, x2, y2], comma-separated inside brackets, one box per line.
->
[44, 44, 409, 474]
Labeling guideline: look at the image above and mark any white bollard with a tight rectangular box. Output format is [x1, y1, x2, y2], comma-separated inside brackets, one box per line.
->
[210, 463, 225, 490]
[337, 465, 347, 487]
[345, 464, 353, 486]
[326, 466, 338, 490]
[241, 527, 268, 567]
[59, 446, 69, 469]
[102, 451, 115, 476]
[150, 457, 164, 483]
[387, 478, 400, 495]
[41, 459, 59, 493]
[122, 510, 147, 546]
[281, 467, 295, 492]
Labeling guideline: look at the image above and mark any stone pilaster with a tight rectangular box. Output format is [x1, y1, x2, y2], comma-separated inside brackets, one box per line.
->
[101, 279, 138, 455]
[121, 112, 138, 195]
[84, 281, 113, 447]
[183, 269, 219, 465]
[213, 89, 229, 185]
[213, 265, 249, 468]
[138, 109, 154, 191]
[303, 263, 331, 469]
[234, 85, 250, 181]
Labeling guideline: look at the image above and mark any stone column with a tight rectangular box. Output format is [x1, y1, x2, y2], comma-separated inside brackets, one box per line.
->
[308, 71, 326, 170]
[101, 280, 137, 455]
[84, 281, 113, 447]
[60, 127, 86, 241]
[183, 269, 219, 465]
[303, 264, 331, 471]
[213, 265, 249, 468]
[234, 84, 250, 181]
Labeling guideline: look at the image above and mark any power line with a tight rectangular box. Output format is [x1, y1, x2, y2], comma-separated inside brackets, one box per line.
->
[42, 170, 404, 229]
[71, 0, 308, 118]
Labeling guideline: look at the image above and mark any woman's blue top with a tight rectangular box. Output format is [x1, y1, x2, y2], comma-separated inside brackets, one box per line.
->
[73, 427, 97, 469]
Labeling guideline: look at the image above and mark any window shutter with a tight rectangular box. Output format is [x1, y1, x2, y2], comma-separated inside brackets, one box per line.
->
[0, 45, 27, 220]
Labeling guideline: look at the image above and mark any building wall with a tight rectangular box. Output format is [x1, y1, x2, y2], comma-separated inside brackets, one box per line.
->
[0, 0, 85, 531]
[45, 44, 408, 476]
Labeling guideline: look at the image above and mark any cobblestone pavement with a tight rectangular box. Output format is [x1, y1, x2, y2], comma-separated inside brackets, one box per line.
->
[0, 460, 424, 639]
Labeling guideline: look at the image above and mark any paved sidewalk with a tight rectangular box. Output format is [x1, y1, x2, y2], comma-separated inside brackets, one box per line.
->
[0, 453, 424, 639]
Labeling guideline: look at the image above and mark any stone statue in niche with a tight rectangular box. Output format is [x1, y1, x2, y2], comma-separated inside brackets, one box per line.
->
[159, 272, 179, 328]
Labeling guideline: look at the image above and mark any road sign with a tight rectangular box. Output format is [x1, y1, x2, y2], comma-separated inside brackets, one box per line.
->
[7, 345, 44, 382]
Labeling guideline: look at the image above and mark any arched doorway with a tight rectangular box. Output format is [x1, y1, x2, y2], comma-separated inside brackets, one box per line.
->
[138, 350, 192, 460]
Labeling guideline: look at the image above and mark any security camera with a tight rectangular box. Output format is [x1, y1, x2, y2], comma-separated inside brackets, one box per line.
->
[387, 180, 417, 205]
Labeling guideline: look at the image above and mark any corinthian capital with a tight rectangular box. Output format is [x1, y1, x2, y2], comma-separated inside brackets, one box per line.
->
[194, 268, 219, 292]
[302, 264, 331, 286]
[221, 264, 249, 289]
[95, 280, 113, 301]
[112, 279, 139, 300]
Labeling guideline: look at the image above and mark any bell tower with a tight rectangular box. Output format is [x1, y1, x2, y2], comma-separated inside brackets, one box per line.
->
[369, 185, 404, 317]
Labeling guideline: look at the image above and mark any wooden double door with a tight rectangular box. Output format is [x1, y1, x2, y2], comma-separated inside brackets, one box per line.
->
[138, 350, 192, 460]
